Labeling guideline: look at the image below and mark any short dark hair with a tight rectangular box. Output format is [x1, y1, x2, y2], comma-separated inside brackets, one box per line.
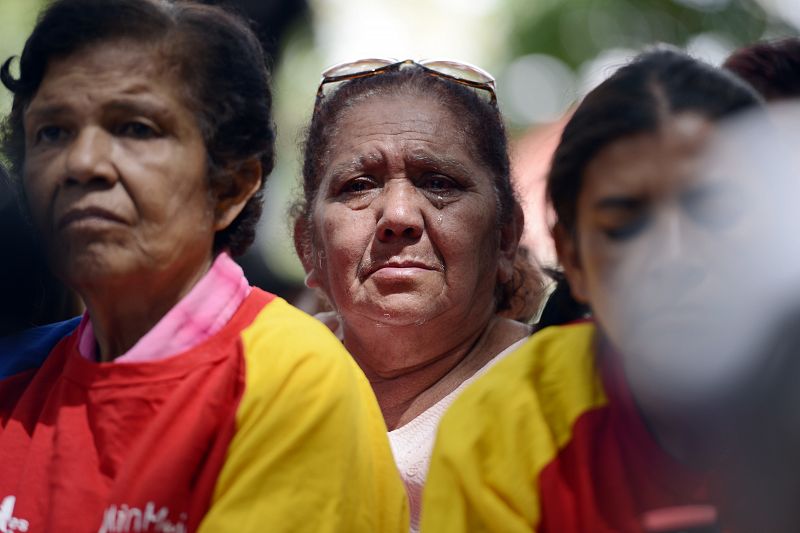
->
[548, 46, 762, 235]
[296, 66, 543, 318]
[724, 39, 800, 102]
[1, 0, 276, 256]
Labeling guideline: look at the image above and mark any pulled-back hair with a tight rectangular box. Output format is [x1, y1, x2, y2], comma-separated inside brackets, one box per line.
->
[298, 67, 513, 225]
[548, 46, 762, 235]
[296, 65, 543, 319]
[1, 0, 275, 256]
[724, 38, 800, 102]
[540, 46, 762, 328]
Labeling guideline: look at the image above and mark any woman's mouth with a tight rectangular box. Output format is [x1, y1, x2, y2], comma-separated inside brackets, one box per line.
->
[361, 259, 439, 282]
[57, 206, 126, 230]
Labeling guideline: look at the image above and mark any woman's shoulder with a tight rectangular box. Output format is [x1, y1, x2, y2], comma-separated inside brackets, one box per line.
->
[434, 321, 605, 459]
[205, 292, 409, 533]
[235, 290, 366, 397]
[457, 321, 600, 405]
[236, 288, 335, 341]
[0, 317, 81, 379]
[423, 322, 606, 531]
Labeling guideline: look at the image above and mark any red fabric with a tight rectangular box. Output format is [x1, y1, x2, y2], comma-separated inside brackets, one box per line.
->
[537, 350, 712, 533]
[0, 289, 274, 533]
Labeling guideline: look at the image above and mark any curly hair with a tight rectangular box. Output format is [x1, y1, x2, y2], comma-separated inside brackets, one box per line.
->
[0, 0, 275, 256]
[724, 38, 800, 102]
[295, 66, 543, 319]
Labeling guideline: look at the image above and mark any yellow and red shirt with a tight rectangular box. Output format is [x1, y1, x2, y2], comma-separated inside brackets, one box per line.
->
[0, 289, 409, 532]
[422, 322, 711, 533]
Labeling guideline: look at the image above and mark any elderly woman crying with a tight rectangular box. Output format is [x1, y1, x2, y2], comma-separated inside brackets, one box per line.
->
[294, 59, 544, 529]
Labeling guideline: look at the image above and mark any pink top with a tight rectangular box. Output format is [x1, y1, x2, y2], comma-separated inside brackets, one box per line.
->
[76, 253, 251, 363]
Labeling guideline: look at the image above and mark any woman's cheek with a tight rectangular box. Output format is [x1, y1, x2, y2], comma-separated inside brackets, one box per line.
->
[320, 219, 366, 275]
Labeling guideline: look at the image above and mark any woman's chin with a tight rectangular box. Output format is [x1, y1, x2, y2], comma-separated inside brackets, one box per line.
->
[623, 333, 765, 410]
[55, 252, 142, 293]
[343, 297, 446, 329]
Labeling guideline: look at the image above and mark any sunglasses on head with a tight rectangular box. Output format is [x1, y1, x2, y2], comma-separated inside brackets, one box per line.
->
[315, 58, 497, 107]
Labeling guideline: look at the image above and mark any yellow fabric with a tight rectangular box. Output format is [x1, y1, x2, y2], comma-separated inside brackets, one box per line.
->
[198, 298, 409, 533]
[420, 322, 606, 533]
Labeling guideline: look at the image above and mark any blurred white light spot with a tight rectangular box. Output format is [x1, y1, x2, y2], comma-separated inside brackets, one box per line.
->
[435, 0, 499, 17]
[755, 0, 800, 30]
[686, 32, 735, 65]
[503, 54, 576, 124]
[577, 47, 636, 97]
[672, 0, 731, 11]
[312, 0, 501, 68]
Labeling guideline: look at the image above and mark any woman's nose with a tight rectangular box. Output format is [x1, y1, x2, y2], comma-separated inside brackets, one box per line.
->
[660, 209, 686, 259]
[63, 127, 117, 187]
[650, 208, 705, 287]
[376, 181, 424, 242]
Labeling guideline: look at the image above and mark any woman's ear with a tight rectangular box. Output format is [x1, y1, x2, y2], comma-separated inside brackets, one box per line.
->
[553, 222, 590, 304]
[293, 215, 320, 288]
[213, 158, 263, 231]
[497, 203, 524, 284]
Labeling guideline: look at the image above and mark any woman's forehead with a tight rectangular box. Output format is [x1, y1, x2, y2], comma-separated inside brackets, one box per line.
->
[582, 114, 715, 198]
[325, 145, 474, 178]
[338, 91, 460, 129]
[326, 94, 474, 157]
[48, 39, 170, 80]
[28, 42, 188, 119]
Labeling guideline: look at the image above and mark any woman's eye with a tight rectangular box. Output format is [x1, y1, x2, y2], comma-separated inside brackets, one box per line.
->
[35, 125, 68, 145]
[421, 175, 457, 192]
[684, 184, 745, 230]
[603, 215, 649, 241]
[118, 121, 159, 139]
[340, 177, 378, 194]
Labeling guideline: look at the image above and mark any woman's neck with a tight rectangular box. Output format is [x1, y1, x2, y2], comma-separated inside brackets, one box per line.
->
[624, 363, 736, 468]
[344, 316, 530, 430]
[78, 257, 212, 362]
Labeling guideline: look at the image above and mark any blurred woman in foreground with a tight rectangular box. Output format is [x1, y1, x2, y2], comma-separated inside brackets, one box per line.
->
[422, 48, 770, 532]
[294, 59, 543, 529]
[0, 1, 407, 531]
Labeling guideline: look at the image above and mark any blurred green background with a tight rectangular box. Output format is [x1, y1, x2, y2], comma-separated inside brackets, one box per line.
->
[2, 0, 796, 296]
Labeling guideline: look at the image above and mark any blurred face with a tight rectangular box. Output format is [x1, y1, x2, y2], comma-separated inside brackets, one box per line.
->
[304, 93, 516, 334]
[559, 113, 762, 405]
[23, 41, 215, 290]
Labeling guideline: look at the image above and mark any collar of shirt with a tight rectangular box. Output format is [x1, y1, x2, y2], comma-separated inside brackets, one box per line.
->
[76, 252, 251, 363]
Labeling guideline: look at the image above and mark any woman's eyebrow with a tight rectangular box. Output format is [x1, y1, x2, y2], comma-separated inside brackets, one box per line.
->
[327, 152, 385, 179]
[25, 99, 175, 125]
[407, 151, 470, 175]
[103, 98, 175, 120]
[594, 197, 645, 210]
[24, 103, 71, 125]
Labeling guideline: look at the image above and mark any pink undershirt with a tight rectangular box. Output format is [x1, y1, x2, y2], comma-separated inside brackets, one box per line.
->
[76, 252, 251, 363]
